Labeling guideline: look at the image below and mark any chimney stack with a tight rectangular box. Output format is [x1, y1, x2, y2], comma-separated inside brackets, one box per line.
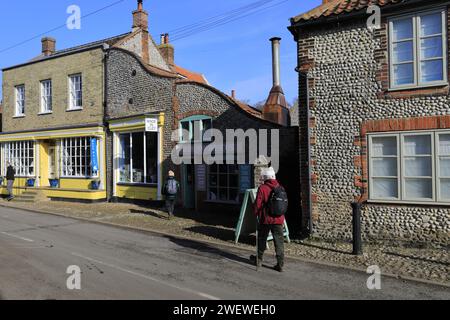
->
[42, 37, 56, 56]
[132, 0, 148, 31]
[262, 37, 290, 127]
[158, 33, 175, 70]
[231, 90, 236, 99]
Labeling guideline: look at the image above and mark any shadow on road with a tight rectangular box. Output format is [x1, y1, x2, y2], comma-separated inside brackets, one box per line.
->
[166, 235, 254, 267]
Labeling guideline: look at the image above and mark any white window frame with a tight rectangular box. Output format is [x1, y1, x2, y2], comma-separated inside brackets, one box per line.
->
[68, 74, 83, 110]
[60, 137, 98, 178]
[3, 141, 35, 177]
[368, 130, 450, 205]
[389, 9, 447, 90]
[15, 85, 25, 117]
[40, 80, 52, 113]
[118, 131, 158, 185]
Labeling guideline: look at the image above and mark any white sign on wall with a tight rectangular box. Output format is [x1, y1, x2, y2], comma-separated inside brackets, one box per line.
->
[145, 118, 158, 132]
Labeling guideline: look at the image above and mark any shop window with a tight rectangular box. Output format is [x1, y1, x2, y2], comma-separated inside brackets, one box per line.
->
[61, 137, 97, 178]
[179, 116, 213, 142]
[3, 141, 35, 177]
[207, 164, 239, 203]
[119, 132, 158, 184]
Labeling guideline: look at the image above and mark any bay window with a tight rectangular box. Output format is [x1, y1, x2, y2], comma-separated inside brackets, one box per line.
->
[119, 132, 158, 184]
[389, 9, 447, 88]
[369, 131, 450, 203]
[3, 141, 35, 177]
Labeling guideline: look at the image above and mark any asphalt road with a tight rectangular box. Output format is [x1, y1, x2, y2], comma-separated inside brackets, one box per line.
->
[0, 206, 448, 300]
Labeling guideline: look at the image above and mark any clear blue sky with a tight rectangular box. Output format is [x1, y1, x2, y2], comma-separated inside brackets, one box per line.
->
[0, 0, 321, 105]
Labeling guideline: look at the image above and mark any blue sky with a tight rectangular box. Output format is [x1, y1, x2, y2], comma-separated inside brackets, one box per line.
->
[0, 0, 321, 105]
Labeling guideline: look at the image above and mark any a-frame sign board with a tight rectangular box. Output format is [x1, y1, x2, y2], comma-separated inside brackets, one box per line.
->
[235, 189, 290, 244]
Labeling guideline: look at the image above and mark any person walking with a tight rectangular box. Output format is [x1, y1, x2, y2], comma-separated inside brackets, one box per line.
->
[251, 167, 288, 272]
[6, 162, 16, 201]
[162, 171, 180, 220]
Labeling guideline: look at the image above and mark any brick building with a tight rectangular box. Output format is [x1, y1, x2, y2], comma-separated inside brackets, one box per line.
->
[290, 0, 450, 245]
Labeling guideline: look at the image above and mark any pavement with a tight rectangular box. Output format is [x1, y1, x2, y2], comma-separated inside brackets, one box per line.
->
[0, 206, 449, 300]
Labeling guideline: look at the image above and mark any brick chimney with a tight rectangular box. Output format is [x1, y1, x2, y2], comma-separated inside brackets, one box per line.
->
[158, 33, 175, 70]
[132, 0, 148, 32]
[262, 37, 290, 127]
[323, 0, 334, 4]
[41, 37, 56, 56]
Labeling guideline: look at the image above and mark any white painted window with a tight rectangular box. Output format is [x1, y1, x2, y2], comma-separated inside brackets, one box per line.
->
[118, 132, 158, 184]
[40, 80, 52, 113]
[3, 141, 35, 177]
[389, 9, 447, 89]
[15, 85, 25, 116]
[69, 74, 82, 109]
[61, 137, 97, 178]
[369, 131, 450, 204]
[207, 164, 240, 203]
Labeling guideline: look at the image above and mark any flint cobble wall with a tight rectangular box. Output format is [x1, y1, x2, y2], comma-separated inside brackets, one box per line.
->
[298, 19, 450, 245]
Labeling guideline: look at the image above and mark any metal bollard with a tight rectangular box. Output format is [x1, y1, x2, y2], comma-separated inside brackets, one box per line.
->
[351, 202, 363, 256]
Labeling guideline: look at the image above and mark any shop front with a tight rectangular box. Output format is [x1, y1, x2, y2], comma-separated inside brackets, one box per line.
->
[109, 113, 164, 202]
[0, 126, 106, 201]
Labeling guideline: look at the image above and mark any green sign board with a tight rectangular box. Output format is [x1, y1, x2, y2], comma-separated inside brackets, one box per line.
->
[235, 189, 290, 244]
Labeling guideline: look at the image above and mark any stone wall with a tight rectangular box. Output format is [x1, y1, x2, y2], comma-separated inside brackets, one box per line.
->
[297, 14, 450, 245]
[2, 48, 105, 132]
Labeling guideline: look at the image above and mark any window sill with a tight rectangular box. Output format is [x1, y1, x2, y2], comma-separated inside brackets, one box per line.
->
[13, 115, 25, 118]
[367, 199, 450, 207]
[38, 111, 53, 116]
[66, 107, 83, 112]
[388, 82, 449, 92]
[60, 176, 99, 180]
[117, 182, 158, 187]
[379, 83, 449, 99]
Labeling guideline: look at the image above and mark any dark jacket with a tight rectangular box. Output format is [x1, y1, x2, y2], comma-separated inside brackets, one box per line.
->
[254, 179, 285, 225]
[6, 166, 15, 181]
[162, 177, 180, 201]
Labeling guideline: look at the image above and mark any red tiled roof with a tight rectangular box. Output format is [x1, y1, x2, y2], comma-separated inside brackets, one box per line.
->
[175, 65, 208, 84]
[291, 0, 403, 23]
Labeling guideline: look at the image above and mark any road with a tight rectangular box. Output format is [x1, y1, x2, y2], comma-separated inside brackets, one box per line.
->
[0, 206, 448, 300]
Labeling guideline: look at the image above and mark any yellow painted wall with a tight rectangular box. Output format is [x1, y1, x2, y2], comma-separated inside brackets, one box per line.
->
[39, 142, 50, 187]
[45, 189, 106, 200]
[59, 178, 98, 190]
[116, 185, 157, 201]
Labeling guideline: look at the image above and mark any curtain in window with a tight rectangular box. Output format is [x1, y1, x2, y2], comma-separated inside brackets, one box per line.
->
[371, 137, 398, 198]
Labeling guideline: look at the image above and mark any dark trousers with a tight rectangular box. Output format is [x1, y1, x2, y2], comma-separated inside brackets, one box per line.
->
[165, 199, 176, 216]
[258, 224, 285, 267]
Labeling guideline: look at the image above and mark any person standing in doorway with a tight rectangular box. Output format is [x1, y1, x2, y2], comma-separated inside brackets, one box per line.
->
[162, 171, 180, 220]
[251, 167, 288, 272]
[6, 162, 16, 201]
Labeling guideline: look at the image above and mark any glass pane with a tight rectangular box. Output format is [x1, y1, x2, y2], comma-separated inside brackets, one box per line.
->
[420, 12, 442, 36]
[421, 59, 444, 82]
[209, 188, 217, 201]
[132, 133, 144, 183]
[229, 174, 239, 188]
[404, 135, 432, 155]
[440, 157, 450, 177]
[439, 135, 450, 155]
[145, 133, 158, 184]
[372, 178, 398, 198]
[372, 136, 397, 156]
[393, 63, 414, 86]
[219, 174, 227, 187]
[372, 158, 397, 177]
[219, 188, 228, 201]
[393, 41, 414, 63]
[421, 36, 443, 59]
[229, 189, 239, 203]
[405, 178, 433, 199]
[440, 179, 450, 199]
[392, 18, 413, 41]
[209, 175, 217, 187]
[405, 157, 432, 177]
[181, 122, 190, 141]
[219, 165, 228, 173]
[119, 134, 131, 183]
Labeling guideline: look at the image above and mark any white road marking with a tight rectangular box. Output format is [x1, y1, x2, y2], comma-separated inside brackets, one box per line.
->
[71, 252, 220, 300]
[0, 232, 34, 243]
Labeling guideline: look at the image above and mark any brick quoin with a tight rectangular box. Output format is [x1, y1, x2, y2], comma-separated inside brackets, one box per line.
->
[354, 115, 450, 201]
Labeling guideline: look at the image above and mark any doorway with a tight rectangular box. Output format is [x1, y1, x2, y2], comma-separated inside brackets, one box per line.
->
[182, 164, 195, 209]
[48, 142, 57, 180]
